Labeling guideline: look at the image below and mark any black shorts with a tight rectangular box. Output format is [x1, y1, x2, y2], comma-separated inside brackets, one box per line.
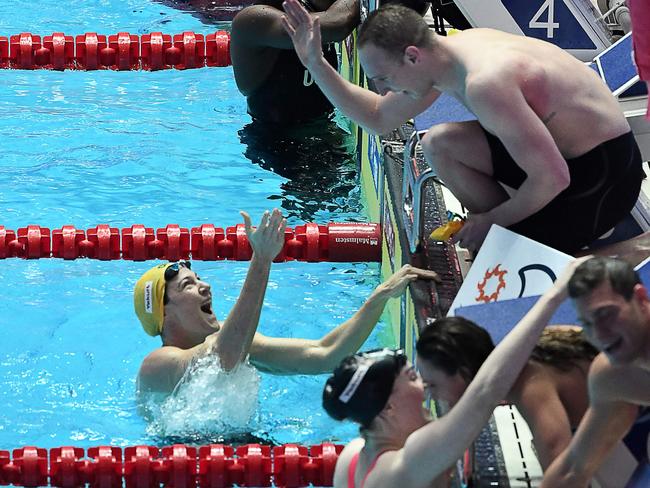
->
[482, 128, 644, 254]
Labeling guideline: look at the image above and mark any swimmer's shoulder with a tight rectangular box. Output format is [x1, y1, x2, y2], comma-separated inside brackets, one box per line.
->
[137, 346, 190, 395]
[588, 353, 650, 405]
[232, 4, 284, 43]
[141, 345, 184, 367]
[333, 438, 365, 488]
[507, 360, 562, 412]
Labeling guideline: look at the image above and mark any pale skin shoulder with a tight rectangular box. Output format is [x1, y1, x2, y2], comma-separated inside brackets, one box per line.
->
[137, 334, 219, 394]
[332, 438, 365, 488]
[589, 352, 650, 405]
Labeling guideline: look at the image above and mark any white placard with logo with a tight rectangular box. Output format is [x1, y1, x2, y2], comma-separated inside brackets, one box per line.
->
[448, 225, 572, 315]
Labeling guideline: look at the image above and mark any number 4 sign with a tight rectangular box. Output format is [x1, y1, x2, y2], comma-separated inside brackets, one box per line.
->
[529, 0, 560, 38]
[500, 0, 597, 49]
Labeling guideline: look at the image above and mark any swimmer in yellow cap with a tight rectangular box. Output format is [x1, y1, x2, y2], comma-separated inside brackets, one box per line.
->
[135, 208, 440, 396]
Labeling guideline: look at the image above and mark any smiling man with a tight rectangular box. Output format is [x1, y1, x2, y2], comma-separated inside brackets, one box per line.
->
[133, 209, 440, 396]
[282, 3, 643, 254]
[541, 257, 650, 487]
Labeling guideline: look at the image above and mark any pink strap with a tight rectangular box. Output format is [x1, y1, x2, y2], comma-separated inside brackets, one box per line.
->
[348, 452, 360, 488]
[347, 450, 388, 488]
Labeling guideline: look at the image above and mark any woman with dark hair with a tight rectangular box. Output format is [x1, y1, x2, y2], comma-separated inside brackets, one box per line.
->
[322, 258, 588, 488]
[416, 318, 597, 469]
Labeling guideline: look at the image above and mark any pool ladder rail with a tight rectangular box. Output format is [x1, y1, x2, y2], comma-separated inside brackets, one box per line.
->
[0, 443, 343, 487]
[0, 222, 382, 262]
[0, 31, 231, 71]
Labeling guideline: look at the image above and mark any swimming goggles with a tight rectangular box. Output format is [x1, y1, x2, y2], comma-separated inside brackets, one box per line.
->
[164, 260, 192, 281]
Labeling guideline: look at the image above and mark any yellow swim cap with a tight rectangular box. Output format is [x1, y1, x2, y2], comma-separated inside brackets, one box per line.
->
[134, 263, 174, 336]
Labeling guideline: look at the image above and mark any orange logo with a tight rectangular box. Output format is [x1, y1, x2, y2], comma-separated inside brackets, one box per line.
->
[475, 264, 508, 303]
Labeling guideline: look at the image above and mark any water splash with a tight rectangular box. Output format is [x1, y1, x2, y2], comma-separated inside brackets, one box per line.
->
[144, 355, 261, 441]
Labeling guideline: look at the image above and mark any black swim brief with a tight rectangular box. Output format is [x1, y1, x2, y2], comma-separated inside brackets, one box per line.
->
[482, 128, 644, 254]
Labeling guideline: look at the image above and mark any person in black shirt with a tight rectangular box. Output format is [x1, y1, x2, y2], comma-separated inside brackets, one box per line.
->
[231, 0, 359, 124]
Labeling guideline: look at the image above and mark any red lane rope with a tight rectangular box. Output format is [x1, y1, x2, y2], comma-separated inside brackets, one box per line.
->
[0, 223, 382, 262]
[0, 443, 344, 487]
[0, 31, 231, 71]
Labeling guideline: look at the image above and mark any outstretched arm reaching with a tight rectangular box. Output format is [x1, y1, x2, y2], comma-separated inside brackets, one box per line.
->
[281, 0, 438, 134]
[249, 264, 440, 374]
[212, 209, 287, 370]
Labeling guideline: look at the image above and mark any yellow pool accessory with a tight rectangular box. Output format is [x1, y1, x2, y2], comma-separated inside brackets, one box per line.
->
[134, 263, 174, 336]
[429, 220, 464, 241]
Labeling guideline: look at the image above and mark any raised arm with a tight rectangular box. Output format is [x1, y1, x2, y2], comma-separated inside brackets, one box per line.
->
[211, 209, 287, 370]
[137, 211, 286, 394]
[232, 0, 359, 50]
[282, 0, 438, 134]
[249, 265, 440, 374]
[385, 258, 590, 488]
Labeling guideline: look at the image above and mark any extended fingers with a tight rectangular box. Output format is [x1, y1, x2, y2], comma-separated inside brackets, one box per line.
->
[281, 15, 296, 36]
[269, 209, 286, 237]
[396, 264, 441, 283]
[415, 268, 442, 283]
[278, 217, 288, 235]
[262, 209, 287, 244]
[283, 0, 312, 24]
[252, 210, 270, 238]
[241, 211, 254, 236]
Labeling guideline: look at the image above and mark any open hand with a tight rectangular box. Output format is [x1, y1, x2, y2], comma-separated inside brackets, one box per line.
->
[282, 0, 324, 70]
[241, 209, 287, 262]
[376, 264, 441, 299]
[551, 255, 593, 301]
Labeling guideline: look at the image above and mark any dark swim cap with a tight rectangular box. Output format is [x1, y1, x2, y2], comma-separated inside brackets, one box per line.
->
[322, 349, 407, 429]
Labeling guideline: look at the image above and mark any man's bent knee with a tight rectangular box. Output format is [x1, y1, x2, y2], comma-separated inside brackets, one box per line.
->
[421, 124, 464, 174]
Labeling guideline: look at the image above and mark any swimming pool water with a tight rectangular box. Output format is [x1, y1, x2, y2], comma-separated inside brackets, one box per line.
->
[0, 0, 390, 450]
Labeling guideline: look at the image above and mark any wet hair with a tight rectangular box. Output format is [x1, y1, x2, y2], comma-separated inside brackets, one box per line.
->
[381, 0, 430, 16]
[568, 257, 641, 301]
[322, 350, 406, 429]
[417, 317, 598, 381]
[416, 317, 494, 382]
[162, 260, 192, 305]
[530, 328, 598, 372]
[358, 5, 434, 60]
